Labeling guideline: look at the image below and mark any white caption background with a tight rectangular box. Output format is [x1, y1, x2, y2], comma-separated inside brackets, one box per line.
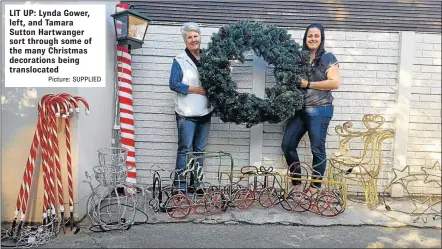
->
[4, 4, 106, 87]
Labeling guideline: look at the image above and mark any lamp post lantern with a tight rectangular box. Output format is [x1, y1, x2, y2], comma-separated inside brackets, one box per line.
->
[111, 7, 152, 50]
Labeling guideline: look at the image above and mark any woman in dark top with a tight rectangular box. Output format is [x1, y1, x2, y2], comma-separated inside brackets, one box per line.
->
[281, 23, 341, 197]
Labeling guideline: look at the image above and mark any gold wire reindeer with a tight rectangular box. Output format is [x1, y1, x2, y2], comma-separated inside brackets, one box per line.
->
[329, 114, 395, 209]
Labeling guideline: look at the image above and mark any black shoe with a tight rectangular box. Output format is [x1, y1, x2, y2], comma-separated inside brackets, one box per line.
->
[195, 188, 205, 196]
[159, 203, 174, 213]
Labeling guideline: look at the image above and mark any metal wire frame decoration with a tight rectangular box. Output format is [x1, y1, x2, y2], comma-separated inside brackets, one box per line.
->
[327, 113, 441, 223]
[145, 151, 347, 219]
[147, 152, 235, 219]
[219, 160, 347, 216]
[382, 161, 441, 223]
[84, 147, 139, 232]
[328, 114, 395, 210]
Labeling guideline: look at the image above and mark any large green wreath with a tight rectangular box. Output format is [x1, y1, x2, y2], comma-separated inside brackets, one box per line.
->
[199, 21, 311, 128]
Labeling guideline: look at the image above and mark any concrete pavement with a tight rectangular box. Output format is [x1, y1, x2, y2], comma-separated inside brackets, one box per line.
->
[143, 196, 441, 229]
[2, 195, 440, 248]
[41, 223, 441, 248]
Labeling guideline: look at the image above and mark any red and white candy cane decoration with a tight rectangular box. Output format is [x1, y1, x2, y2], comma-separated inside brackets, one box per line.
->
[60, 93, 78, 229]
[45, 97, 62, 216]
[11, 98, 44, 230]
[116, 3, 137, 185]
[10, 93, 89, 233]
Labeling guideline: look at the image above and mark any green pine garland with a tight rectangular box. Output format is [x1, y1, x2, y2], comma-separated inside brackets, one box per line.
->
[199, 21, 311, 128]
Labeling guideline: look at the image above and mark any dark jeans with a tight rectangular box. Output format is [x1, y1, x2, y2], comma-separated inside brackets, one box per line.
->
[281, 105, 333, 188]
[174, 113, 211, 192]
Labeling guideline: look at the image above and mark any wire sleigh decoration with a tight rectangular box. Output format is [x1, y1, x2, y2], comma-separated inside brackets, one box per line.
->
[142, 151, 348, 219]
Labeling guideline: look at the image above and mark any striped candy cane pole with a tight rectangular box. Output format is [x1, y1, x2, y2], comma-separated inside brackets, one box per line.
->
[41, 100, 52, 223]
[57, 95, 75, 230]
[12, 102, 43, 231]
[62, 94, 79, 230]
[12, 119, 38, 227]
[117, 46, 136, 185]
[38, 94, 53, 225]
[18, 94, 53, 229]
[65, 116, 74, 230]
[40, 95, 53, 225]
[48, 96, 69, 221]
[49, 96, 67, 224]
[50, 93, 76, 230]
[116, 3, 137, 186]
[42, 97, 57, 221]
[40, 115, 51, 225]
[69, 96, 90, 225]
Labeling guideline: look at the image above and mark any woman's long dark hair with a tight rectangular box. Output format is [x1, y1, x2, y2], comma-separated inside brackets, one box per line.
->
[302, 23, 326, 66]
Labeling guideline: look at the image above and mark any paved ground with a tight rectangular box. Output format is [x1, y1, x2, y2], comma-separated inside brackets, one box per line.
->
[2, 195, 440, 248]
[139, 196, 442, 229]
[40, 223, 442, 248]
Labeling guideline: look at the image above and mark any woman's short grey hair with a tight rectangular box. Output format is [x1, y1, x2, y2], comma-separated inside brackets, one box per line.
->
[181, 22, 201, 41]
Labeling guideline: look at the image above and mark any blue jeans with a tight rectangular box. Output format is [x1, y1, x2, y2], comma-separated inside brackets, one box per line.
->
[174, 113, 211, 191]
[281, 105, 333, 188]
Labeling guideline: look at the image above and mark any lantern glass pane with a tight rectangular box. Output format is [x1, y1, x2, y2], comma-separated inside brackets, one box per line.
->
[128, 15, 149, 41]
[115, 15, 128, 39]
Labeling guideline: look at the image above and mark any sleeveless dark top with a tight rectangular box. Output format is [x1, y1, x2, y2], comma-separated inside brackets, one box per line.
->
[304, 52, 339, 107]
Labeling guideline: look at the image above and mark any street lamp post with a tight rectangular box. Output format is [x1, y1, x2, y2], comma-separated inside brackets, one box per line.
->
[111, 4, 152, 187]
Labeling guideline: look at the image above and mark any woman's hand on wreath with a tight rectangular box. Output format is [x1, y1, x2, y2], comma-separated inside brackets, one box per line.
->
[301, 79, 310, 89]
[189, 86, 206, 96]
[197, 87, 206, 96]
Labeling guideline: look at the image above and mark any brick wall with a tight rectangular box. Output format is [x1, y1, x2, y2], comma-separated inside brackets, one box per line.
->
[131, 25, 441, 195]
[407, 33, 442, 195]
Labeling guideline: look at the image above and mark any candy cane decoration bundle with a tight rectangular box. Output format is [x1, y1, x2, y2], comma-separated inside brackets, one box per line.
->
[9, 93, 89, 236]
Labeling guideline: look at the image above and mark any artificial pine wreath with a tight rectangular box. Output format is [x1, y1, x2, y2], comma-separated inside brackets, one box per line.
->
[199, 21, 311, 127]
